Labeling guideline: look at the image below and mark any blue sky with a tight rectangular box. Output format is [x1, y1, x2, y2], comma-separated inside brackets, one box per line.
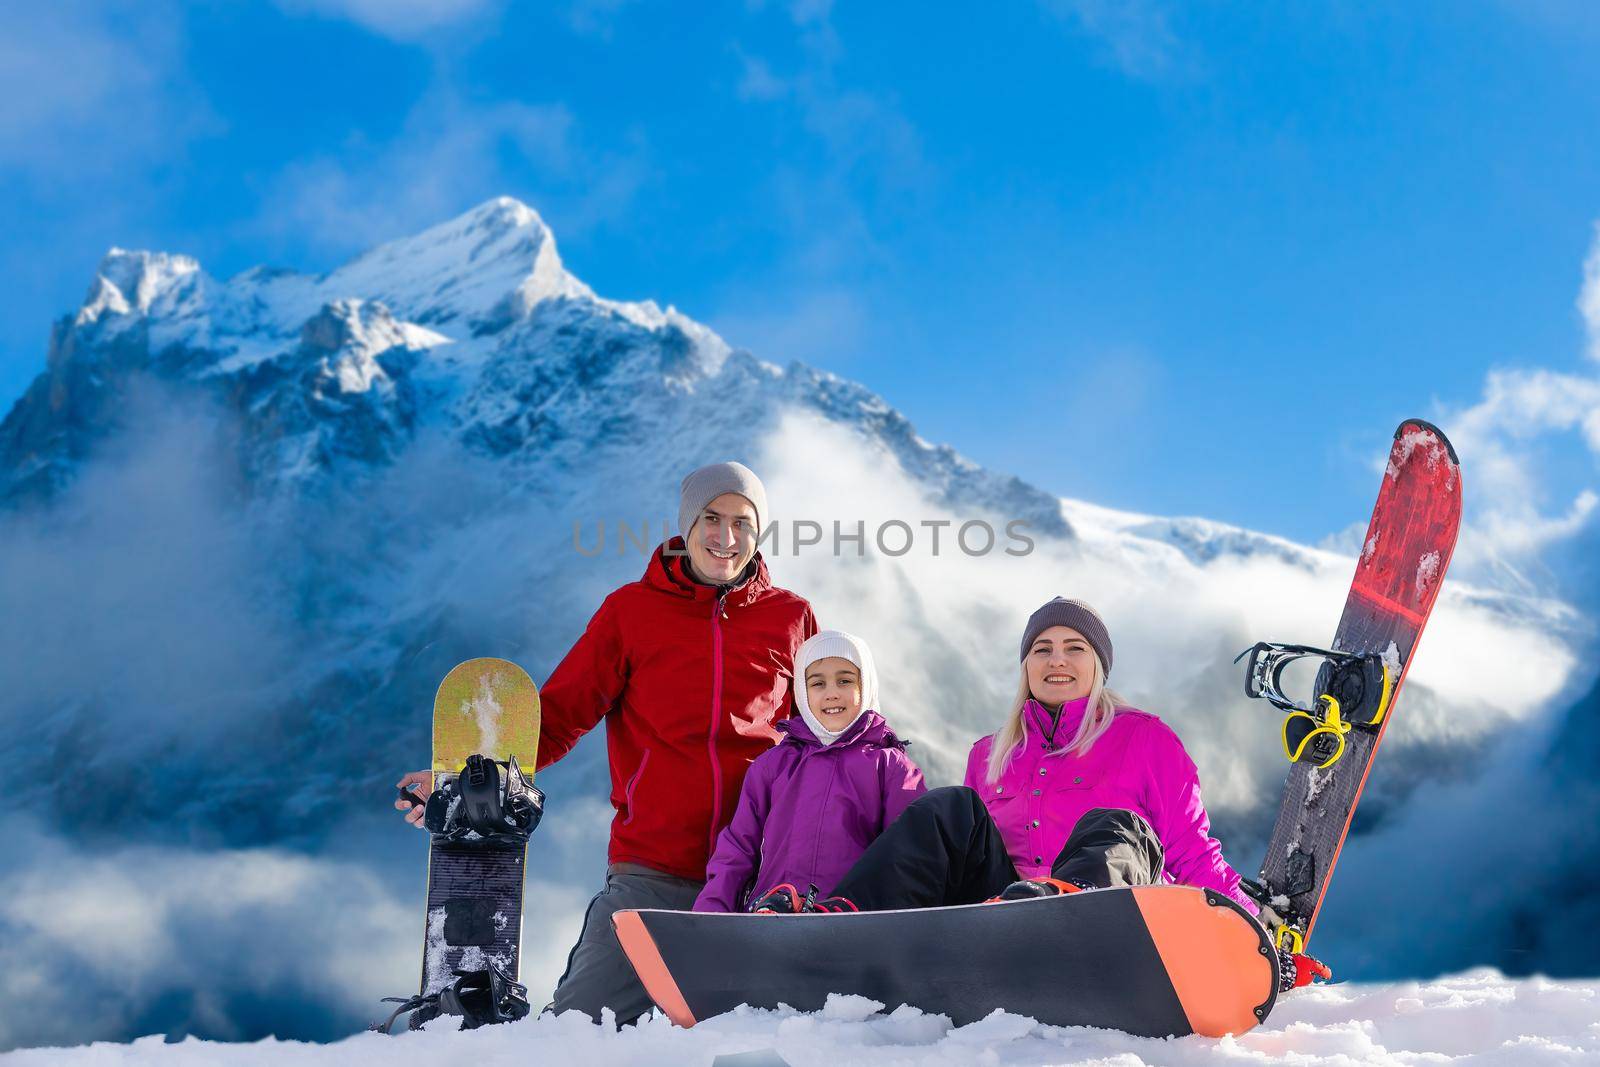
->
[6, 0, 1600, 552]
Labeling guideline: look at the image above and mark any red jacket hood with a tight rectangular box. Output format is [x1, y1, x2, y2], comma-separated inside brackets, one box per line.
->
[641, 537, 774, 608]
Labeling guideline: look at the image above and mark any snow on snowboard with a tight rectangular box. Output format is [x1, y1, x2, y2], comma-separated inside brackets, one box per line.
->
[615, 419, 1460, 1038]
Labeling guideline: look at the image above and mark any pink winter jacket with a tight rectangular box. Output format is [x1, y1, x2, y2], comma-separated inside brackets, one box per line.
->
[964, 697, 1257, 914]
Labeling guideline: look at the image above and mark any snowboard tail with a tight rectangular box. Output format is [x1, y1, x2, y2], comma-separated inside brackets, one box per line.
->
[616, 886, 1278, 1038]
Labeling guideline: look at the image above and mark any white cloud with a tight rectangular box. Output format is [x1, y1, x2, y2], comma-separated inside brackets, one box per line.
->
[0, 828, 409, 1048]
[1479, 486, 1598, 557]
[0, 1, 213, 184]
[754, 408, 1579, 820]
[710, 287, 868, 367]
[1419, 224, 1600, 590]
[738, 0, 931, 210]
[729, 19, 928, 222]
[745, 0, 842, 63]
[0, 808, 604, 1050]
[719, 6, 932, 352]
[736, 52, 790, 102]
[1438, 366, 1600, 589]
[0, 1, 216, 418]
[272, 0, 501, 41]
[1451, 368, 1600, 455]
[252, 89, 645, 263]
[563, 0, 643, 39]
[0, 392, 298, 750]
[1581, 221, 1600, 361]
[1038, 0, 1188, 81]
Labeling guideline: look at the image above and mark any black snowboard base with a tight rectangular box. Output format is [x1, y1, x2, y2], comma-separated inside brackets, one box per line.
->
[421, 838, 526, 996]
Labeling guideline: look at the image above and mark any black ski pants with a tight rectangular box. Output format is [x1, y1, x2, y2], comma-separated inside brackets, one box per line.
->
[830, 785, 1165, 911]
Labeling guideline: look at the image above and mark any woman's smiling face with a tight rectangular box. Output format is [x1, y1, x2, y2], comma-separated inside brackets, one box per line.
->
[1024, 625, 1097, 706]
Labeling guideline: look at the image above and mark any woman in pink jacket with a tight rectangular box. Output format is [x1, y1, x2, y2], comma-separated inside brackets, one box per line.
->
[806, 597, 1259, 915]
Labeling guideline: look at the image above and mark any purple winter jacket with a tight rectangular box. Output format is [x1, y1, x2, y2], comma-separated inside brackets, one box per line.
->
[694, 711, 927, 912]
[964, 697, 1257, 914]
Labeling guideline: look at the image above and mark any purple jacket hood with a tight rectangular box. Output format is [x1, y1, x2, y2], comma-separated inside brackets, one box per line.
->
[775, 708, 902, 749]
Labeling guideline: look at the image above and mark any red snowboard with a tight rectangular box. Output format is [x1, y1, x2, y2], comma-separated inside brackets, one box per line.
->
[1255, 419, 1462, 948]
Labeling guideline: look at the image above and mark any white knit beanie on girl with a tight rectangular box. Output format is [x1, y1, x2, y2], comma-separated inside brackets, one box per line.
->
[793, 629, 880, 746]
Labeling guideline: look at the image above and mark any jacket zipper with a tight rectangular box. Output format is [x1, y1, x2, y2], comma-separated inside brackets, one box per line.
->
[808, 754, 839, 881]
[707, 590, 728, 857]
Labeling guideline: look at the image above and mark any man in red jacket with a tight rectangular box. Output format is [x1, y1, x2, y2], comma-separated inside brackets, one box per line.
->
[396, 461, 817, 1024]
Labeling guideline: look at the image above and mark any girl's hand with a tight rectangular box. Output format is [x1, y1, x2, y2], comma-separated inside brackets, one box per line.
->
[395, 770, 432, 828]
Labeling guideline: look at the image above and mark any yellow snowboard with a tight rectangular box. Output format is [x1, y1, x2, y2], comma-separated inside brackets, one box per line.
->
[419, 658, 541, 999]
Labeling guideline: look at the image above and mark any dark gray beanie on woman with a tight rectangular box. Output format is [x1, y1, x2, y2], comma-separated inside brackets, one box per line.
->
[1019, 597, 1113, 675]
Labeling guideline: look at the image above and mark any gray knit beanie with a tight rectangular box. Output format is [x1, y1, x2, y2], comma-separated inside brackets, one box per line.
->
[679, 461, 768, 540]
[1019, 597, 1113, 675]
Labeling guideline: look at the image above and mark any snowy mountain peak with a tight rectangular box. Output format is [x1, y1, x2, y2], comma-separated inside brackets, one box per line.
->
[0, 199, 1065, 523]
[317, 196, 591, 335]
[78, 248, 204, 327]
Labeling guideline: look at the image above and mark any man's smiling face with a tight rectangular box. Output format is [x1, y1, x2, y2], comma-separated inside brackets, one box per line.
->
[686, 492, 758, 583]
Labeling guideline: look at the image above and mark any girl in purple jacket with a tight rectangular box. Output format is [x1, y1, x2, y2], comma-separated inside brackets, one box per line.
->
[694, 630, 927, 913]
[804, 598, 1259, 916]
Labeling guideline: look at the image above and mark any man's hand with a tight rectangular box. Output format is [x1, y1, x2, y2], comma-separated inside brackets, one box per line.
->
[395, 770, 432, 828]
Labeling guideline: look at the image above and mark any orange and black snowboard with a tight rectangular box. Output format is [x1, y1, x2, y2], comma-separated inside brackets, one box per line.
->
[614, 885, 1278, 1038]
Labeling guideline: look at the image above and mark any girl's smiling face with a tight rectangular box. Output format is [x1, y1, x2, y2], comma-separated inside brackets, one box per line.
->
[1024, 625, 1097, 706]
[805, 656, 863, 731]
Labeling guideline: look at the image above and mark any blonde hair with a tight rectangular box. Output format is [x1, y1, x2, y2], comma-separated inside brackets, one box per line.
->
[984, 652, 1126, 785]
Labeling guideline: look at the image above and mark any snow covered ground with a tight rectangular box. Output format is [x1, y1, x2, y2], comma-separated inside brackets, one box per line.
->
[7, 972, 1595, 1066]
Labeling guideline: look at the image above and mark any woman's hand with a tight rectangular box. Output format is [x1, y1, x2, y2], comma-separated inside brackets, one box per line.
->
[395, 770, 432, 828]
[1279, 949, 1332, 991]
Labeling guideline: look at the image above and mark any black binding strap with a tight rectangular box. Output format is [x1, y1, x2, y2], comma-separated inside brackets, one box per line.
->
[370, 962, 530, 1035]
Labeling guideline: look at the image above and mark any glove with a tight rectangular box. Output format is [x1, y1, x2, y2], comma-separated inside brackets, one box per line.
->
[1278, 948, 1332, 992]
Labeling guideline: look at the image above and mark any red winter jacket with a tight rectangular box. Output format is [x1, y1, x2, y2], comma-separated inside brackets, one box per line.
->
[537, 540, 818, 880]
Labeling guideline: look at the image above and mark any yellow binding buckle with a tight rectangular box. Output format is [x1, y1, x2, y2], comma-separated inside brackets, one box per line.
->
[1276, 925, 1305, 954]
[1281, 695, 1352, 768]
[1366, 663, 1395, 728]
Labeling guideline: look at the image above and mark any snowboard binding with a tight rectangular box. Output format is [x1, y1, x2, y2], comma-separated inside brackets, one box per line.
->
[399, 753, 545, 845]
[371, 960, 531, 1034]
[1235, 642, 1393, 768]
[1241, 875, 1316, 974]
